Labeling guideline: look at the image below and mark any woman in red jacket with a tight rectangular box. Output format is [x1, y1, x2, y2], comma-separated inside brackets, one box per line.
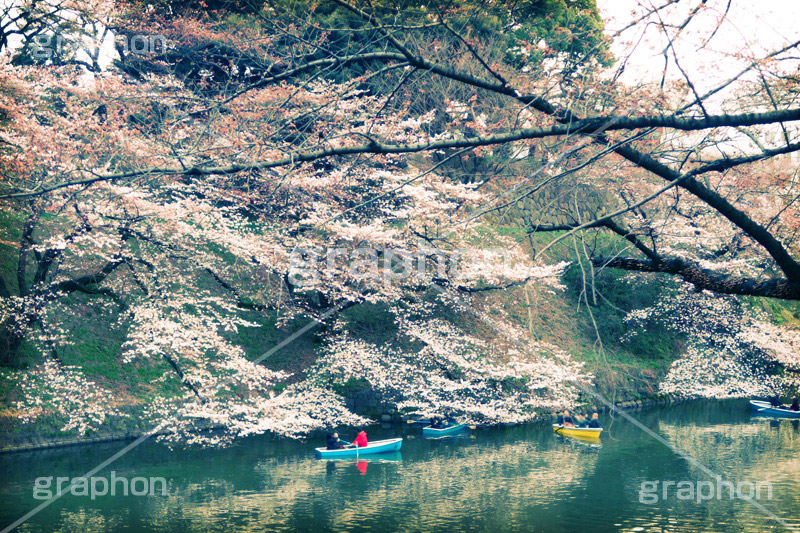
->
[351, 428, 368, 448]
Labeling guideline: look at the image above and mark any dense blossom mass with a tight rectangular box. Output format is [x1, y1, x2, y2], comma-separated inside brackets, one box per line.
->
[312, 299, 588, 425]
[0, 57, 585, 441]
[1, 0, 799, 444]
[624, 283, 800, 398]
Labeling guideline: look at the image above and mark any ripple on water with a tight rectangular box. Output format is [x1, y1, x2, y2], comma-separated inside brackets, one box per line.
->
[1, 400, 798, 532]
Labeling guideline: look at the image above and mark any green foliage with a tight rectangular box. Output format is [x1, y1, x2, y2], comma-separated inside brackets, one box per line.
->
[504, 0, 612, 65]
[340, 302, 398, 345]
[489, 225, 684, 393]
[330, 376, 370, 397]
[265, 0, 611, 70]
[230, 310, 321, 376]
[562, 265, 684, 362]
[0, 370, 19, 401]
[117, 0, 610, 107]
[48, 294, 182, 400]
[743, 296, 800, 327]
[57, 322, 126, 379]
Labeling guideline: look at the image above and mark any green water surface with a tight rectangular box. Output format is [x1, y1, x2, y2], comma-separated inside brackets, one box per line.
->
[1, 400, 798, 532]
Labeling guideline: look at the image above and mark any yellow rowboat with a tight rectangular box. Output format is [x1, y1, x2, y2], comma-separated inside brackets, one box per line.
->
[552, 424, 603, 439]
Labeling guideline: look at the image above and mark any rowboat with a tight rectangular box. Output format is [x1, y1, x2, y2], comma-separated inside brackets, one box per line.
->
[422, 423, 467, 437]
[749, 400, 800, 419]
[314, 438, 403, 458]
[552, 424, 603, 439]
[554, 431, 602, 448]
[324, 451, 403, 463]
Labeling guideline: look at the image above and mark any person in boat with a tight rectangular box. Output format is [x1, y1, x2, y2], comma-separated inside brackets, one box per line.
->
[561, 410, 575, 428]
[792, 397, 799, 411]
[444, 411, 458, 427]
[429, 416, 443, 429]
[351, 428, 368, 448]
[588, 413, 601, 428]
[574, 412, 587, 427]
[770, 395, 782, 408]
[326, 432, 344, 450]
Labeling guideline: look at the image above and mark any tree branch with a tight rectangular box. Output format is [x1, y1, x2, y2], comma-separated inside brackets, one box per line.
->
[204, 267, 270, 311]
[594, 256, 800, 300]
[4, 109, 800, 199]
[48, 257, 127, 296]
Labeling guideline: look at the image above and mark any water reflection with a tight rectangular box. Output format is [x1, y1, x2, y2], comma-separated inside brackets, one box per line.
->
[553, 433, 602, 449]
[0, 400, 798, 532]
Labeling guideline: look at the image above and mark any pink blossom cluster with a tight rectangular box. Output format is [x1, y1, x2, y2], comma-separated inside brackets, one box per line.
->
[624, 282, 799, 398]
[13, 360, 127, 434]
[308, 300, 588, 425]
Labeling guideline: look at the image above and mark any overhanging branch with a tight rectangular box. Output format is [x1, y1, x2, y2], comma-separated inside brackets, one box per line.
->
[594, 256, 800, 300]
[4, 110, 800, 200]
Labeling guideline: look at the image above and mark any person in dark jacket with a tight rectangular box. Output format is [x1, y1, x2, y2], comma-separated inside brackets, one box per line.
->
[326, 432, 344, 450]
[444, 411, 458, 427]
[770, 395, 782, 407]
[792, 397, 799, 411]
[560, 410, 575, 427]
[588, 413, 601, 428]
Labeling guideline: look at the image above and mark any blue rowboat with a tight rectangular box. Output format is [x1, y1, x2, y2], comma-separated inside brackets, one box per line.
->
[314, 438, 403, 458]
[323, 451, 403, 463]
[422, 423, 467, 437]
[750, 400, 800, 419]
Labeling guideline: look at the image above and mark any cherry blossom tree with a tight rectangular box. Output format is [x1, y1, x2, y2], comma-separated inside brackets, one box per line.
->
[1, 0, 115, 71]
[623, 281, 800, 399]
[2, 0, 800, 442]
[0, 45, 581, 440]
[4, 0, 798, 299]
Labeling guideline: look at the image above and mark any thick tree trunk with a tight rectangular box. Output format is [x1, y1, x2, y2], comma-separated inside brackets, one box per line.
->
[0, 319, 27, 367]
[0, 274, 23, 366]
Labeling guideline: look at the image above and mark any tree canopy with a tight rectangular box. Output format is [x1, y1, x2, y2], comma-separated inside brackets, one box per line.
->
[1, 0, 799, 443]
